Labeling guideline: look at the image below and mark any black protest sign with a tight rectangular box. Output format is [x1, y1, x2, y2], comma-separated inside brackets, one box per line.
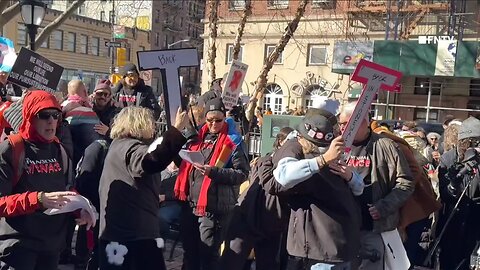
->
[7, 47, 64, 93]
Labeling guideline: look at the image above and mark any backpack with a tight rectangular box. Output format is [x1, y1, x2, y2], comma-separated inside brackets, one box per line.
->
[7, 133, 71, 188]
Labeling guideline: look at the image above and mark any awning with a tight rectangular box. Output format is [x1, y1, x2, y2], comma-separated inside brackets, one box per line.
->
[332, 40, 480, 78]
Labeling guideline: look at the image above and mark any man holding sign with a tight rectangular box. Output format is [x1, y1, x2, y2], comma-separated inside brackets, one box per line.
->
[338, 60, 414, 269]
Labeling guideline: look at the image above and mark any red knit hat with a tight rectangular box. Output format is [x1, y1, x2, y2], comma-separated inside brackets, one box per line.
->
[94, 79, 112, 92]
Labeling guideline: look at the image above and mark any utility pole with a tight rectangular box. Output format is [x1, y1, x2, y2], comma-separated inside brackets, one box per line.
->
[110, 0, 116, 74]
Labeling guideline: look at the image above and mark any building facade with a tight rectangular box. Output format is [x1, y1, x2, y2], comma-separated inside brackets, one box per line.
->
[202, 0, 480, 121]
[2, 7, 150, 93]
[151, 0, 205, 93]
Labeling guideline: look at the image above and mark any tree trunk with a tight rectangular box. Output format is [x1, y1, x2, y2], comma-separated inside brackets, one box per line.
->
[0, 1, 20, 30]
[245, 0, 309, 121]
[33, 0, 87, 49]
[232, 0, 252, 60]
[206, 0, 220, 85]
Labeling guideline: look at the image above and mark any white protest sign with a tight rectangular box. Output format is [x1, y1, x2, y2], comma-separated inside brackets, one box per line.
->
[342, 59, 402, 148]
[222, 60, 248, 110]
[137, 48, 199, 126]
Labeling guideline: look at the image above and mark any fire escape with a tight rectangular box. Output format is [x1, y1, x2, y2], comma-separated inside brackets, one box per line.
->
[345, 0, 449, 40]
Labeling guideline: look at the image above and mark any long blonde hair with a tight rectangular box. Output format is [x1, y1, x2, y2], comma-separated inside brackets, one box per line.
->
[110, 106, 156, 140]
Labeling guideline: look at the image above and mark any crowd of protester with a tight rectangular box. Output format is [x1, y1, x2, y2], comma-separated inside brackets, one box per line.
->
[0, 65, 479, 270]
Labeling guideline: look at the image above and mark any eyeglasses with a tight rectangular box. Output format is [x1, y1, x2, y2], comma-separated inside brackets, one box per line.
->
[37, 111, 61, 120]
[206, 118, 223, 123]
[95, 92, 110, 97]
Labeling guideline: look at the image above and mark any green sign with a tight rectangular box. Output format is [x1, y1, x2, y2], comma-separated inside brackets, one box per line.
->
[260, 115, 303, 156]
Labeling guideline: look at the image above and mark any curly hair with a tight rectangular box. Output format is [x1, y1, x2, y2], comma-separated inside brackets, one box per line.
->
[457, 137, 480, 161]
[110, 106, 156, 141]
[443, 124, 460, 152]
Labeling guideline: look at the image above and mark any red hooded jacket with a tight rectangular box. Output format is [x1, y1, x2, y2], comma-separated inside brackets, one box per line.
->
[0, 90, 62, 217]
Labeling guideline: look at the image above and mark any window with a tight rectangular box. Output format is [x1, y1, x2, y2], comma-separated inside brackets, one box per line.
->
[100, 11, 105, 21]
[265, 45, 282, 64]
[229, 0, 246, 9]
[78, 3, 86, 15]
[414, 108, 439, 122]
[267, 0, 289, 8]
[414, 78, 441, 95]
[17, 24, 26, 46]
[126, 47, 131, 61]
[51, 30, 63, 50]
[226, 44, 243, 63]
[470, 79, 480, 97]
[91, 37, 100, 56]
[40, 28, 48, 48]
[307, 45, 328, 65]
[109, 11, 114, 23]
[80, 34, 88, 54]
[312, 0, 335, 9]
[66, 32, 76, 52]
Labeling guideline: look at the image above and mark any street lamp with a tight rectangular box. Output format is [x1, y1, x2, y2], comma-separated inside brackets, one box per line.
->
[167, 38, 191, 49]
[20, 0, 46, 51]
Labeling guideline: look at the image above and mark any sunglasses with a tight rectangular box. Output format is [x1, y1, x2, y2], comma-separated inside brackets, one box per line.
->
[95, 92, 110, 97]
[206, 118, 223, 123]
[429, 137, 438, 140]
[126, 73, 138, 78]
[37, 111, 61, 120]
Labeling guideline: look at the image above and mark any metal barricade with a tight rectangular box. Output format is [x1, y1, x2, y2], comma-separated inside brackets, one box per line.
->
[247, 132, 262, 158]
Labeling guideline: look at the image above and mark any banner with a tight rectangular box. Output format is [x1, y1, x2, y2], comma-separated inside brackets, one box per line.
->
[434, 40, 457, 76]
[222, 60, 248, 110]
[7, 48, 63, 93]
[332, 41, 374, 74]
[0, 37, 17, 73]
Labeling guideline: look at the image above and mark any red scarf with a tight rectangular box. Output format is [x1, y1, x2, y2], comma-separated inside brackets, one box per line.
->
[174, 123, 236, 216]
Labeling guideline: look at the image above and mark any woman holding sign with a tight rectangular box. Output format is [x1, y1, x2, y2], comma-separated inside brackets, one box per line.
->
[98, 106, 191, 270]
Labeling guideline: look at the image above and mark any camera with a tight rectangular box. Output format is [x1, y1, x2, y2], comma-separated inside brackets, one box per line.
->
[448, 148, 480, 194]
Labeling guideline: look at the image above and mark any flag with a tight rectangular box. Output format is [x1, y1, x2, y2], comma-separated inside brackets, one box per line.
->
[0, 37, 17, 73]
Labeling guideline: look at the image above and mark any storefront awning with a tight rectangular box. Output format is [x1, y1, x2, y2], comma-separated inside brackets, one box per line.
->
[332, 40, 480, 78]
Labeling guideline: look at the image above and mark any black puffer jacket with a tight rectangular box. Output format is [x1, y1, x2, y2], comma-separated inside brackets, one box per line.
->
[112, 78, 160, 119]
[272, 139, 361, 263]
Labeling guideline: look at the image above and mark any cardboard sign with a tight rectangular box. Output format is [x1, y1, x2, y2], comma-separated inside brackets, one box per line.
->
[222, 60, 248, 110]
[342, 59, 402, 148]
[7, 48, 64, 93]
[137, 48, 199, 126]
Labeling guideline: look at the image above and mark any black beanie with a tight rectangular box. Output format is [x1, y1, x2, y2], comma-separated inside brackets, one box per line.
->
[297, 108, 338, 147]
[123, 63, 139, 77]
[204, 97, 226, 116]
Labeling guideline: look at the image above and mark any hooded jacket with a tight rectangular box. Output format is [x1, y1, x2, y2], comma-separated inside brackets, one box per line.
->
[112, 78, 160, 119]
[0, 90, 70, 252]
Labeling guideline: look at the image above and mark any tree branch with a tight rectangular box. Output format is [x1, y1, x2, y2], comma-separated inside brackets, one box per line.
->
[0, 1, 20, 29]
[232, 0, 252, 60]
[206, 0, 220, 85]
[34, 0, 87, 49]
[246, 0, 309, 122]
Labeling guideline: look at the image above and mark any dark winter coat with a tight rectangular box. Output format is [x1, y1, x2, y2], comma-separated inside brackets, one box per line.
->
[99, 128, 186, 242]
[272, 139, 362, 263]
[112, 78, 160, 119]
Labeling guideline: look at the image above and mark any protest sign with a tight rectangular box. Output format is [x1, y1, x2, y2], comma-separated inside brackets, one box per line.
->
[0, 37, 17, 73]
[222, 60, 248, 110]
[7, 48, 64, 93]
[342, 59, 402, 148]
[137, 48, 199, 126]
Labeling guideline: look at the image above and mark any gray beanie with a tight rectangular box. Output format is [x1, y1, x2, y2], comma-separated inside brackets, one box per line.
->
[458, 116, 480, 140]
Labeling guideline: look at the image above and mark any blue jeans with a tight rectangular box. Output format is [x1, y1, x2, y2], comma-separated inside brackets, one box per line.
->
[158, 201, 182, 238]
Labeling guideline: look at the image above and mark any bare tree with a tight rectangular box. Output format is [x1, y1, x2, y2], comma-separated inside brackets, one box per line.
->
[33, 0, 87, 49]
[206, 0, 220, 85]
[246, 0, 309, 121]
[0, 1, 20, 30]
[232, 0, 252, 60]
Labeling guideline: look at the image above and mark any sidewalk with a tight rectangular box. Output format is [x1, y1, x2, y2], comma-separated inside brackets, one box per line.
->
[58, 239, 184, 270]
